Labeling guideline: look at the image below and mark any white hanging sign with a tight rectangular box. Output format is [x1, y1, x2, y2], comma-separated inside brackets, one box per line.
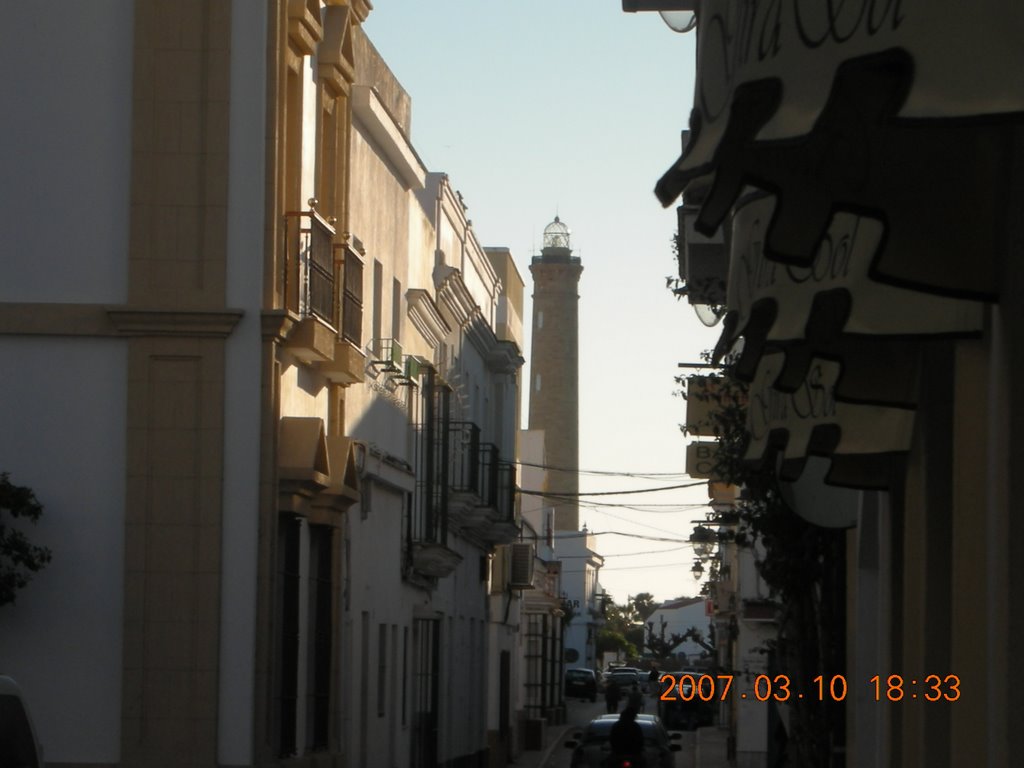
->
[668, 0, 1024, 186]
[744, 352, 914, 467]
[726, 193, 984, 343]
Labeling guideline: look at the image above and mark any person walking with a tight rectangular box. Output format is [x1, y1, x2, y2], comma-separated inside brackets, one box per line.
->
[647, 664, 659, 689]
[605, 677, 622, 714]
[628, 681, 645, 713]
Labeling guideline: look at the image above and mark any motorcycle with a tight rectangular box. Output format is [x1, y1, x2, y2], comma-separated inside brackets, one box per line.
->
[605, 755, 645, 768]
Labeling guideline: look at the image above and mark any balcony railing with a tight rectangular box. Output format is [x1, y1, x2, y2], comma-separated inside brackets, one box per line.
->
[477, 443, 500, 509]
[476, 460, 518, 545]
[339, 245, 363, 346]
[448, 421, 482, 498]
[284, 209, 337, 326]
[495, 461, 516, 524]
[407, 370, 464, 580]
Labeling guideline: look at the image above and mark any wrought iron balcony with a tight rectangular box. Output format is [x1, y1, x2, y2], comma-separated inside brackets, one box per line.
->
[284, 208, 337, 326]
[460, 442, 499, 527]
[339, 243, 363, 347]
[477, 461, 519, 545]
[448, 421, 482, 522]
[407, 369, 460, 581]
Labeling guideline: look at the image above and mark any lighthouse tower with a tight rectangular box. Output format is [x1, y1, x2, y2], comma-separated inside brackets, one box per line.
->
[528, 216, 583, 532]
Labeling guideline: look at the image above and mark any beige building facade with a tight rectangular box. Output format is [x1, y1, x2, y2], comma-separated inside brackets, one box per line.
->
[0, 3, 526, 768]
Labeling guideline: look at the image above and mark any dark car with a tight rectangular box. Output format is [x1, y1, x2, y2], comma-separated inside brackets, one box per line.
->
[656, 673, 715, 730]
[565, 668, 599, 701]
[564, 713, 682, 768]
[0, 676, 43, 768]
[604, 668, 641, 693]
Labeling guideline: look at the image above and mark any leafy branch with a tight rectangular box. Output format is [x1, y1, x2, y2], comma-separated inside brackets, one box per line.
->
[0, 473, 52, 606]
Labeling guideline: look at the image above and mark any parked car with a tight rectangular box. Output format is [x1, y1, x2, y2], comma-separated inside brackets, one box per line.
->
[565, 668, 599, 701]
[564, 713, 682, 767]
[604, 668, 641, 693]
[655, 672, 715, 730]
[0, 675, 43, 768]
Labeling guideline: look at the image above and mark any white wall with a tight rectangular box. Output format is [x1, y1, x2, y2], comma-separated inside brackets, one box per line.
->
[646, 602, 710, 661]
[0, 337, 127, 762]
[0, 1, 132, 303]
[217, 1, 268, 762]
[557, 533, 599, 668]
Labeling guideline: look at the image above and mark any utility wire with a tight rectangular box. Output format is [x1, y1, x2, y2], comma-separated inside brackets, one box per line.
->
[521, 481, 706, 497]
[576, 500, 711, 511]
[529, 530, 692, 544]
[562, 561, 692, 573]
[558, 545, 690, 558]
[512, 458, 694, 479]
[581, 506, 690, 537]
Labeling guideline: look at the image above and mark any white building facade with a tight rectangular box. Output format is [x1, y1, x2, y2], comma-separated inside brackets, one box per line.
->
[0, 4, 525, 768]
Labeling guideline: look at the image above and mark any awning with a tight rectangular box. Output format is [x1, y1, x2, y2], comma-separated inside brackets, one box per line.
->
[657, 2, 1024, 299]
[320, 435, 361, 505]
[278, 416, 330, 490]
[278, 418, 362, 514]
[744, 352, 914, 489]
[718, 191, 983, 398]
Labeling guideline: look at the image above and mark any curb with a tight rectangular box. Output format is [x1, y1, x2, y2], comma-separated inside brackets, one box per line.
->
[534, 723, 574, 768]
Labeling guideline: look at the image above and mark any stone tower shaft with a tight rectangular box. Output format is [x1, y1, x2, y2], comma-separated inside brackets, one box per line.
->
[527, 218, 583, 532]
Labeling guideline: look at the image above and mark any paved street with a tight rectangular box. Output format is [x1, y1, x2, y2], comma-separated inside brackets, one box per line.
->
[538, 694, 698, 768]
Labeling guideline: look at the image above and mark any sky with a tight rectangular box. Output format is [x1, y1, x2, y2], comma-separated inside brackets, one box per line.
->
[363, 2, 723, 604]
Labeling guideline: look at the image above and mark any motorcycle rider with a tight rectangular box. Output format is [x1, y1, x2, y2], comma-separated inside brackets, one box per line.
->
[609, 706, 646, 767]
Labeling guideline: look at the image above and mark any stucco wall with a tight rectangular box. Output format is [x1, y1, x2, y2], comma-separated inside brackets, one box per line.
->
[0, 1, 132, 304]
[0, 337, 127, 762]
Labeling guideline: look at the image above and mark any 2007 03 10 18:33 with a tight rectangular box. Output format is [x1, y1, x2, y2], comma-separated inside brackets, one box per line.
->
[657, 673, 961, 703]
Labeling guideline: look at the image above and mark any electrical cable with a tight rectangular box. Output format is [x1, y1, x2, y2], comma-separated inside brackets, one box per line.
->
[524, 530, 692, 544]
[581, 506, 690, 537]
[520, 481, 706, 497]
[512, 458, 696, 479]
[557, 544, 690, 558]
[561, 561, 692, 573]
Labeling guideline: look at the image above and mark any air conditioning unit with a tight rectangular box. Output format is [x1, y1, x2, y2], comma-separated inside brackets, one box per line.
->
[508, 543, 535, 589]
[404, 355, 422, 380]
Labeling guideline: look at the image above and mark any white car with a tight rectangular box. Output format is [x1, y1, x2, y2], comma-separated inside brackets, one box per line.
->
[0, 675, 43, 768]
[564, 713, 683, 767]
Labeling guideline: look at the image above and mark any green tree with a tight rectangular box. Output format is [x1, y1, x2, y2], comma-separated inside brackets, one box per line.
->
[630, 592, 658, 623]
[601, 598, 646, 662]
[0, 473, 52, 606]
[685, 363, 846, 767]
[645, 622, 715, 659]
[596, 628, 637, 659]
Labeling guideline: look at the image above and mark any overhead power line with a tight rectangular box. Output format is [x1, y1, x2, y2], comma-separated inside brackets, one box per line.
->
[524, 529, 692, 544]
[558, 545, 690, 558]
[520, 481, 706, 497]
[562, 561, 691, 573]
[512, 458, 694, 480]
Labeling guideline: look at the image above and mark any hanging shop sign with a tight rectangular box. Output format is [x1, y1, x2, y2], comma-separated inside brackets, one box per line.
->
[655, 1, 1024, 299]
[744, 351, 913, 487]
[684, 375, 746, 437]
[777, 456, 860, 528]
[718, 192, 984, 391]
[686, 440, 722, 480]
[679, 204, 727, 306]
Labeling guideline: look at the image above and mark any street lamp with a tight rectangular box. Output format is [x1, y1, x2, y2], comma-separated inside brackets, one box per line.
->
[691, 559, 705, 581]
[621, 0, 698, 33]
[689, 524, 716, 559]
